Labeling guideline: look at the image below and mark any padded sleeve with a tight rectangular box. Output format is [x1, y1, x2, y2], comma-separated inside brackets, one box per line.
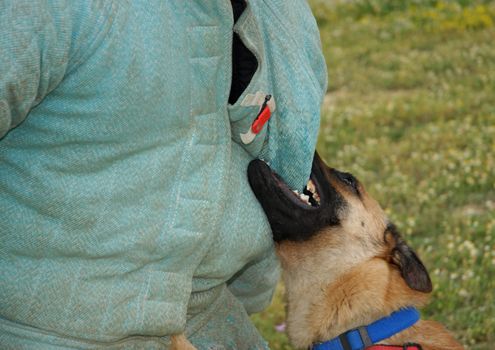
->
[0, 0, 113, 140]
[0, 1, 72, 138]
[258, 0, 328, 192]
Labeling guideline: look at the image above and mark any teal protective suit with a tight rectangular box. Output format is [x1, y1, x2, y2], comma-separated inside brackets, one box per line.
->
[0, 1, 327, 349]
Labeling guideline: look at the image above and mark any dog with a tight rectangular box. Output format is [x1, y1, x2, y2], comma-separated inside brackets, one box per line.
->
[170, 334, 196, 350]
[247, 152, 464, 350]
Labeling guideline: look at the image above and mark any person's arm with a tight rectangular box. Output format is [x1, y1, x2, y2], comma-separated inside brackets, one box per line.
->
[258, 0, 328, 192]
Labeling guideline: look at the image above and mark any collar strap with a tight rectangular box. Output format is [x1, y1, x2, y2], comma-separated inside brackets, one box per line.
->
[311, 307, 420, 350]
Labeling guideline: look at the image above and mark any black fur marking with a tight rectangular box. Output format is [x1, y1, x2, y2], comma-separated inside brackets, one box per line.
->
[248, 152, 345, 242]
[386, 223, 433, 293]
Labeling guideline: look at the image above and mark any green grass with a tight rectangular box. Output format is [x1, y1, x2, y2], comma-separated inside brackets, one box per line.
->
[252, 1, 495, 349]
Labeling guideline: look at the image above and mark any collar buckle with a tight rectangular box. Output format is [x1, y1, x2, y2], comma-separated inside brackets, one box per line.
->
[357, 326, 373, 348]
[338, 325, 372, 350]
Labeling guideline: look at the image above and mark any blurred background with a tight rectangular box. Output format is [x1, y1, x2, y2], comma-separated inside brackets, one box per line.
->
[252, 0, 495, 349]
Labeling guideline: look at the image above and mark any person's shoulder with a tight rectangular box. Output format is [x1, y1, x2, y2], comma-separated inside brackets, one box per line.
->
[5, 0, 117, 51]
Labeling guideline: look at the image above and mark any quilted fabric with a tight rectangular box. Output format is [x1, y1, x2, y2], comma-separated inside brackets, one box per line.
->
[0, 0, 327, 349]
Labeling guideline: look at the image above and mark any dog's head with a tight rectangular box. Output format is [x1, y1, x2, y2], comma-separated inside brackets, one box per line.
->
[248, 152, 432, 293]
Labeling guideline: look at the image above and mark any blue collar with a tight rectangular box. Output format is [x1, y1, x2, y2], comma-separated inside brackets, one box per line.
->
[311, 307, 420, 350]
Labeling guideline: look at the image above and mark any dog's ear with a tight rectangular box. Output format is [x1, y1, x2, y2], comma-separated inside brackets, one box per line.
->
[386, 224, 433, 293]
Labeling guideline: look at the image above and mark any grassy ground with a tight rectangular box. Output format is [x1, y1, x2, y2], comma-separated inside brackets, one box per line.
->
[252, 1, 495, 349]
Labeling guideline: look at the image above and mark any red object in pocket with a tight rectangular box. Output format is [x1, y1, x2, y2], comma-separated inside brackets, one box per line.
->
[252, 106, 271, 134]
[251, 94, 272, 134]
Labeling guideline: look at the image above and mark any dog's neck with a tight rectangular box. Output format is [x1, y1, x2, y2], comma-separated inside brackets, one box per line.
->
[282, 258, 430, 349]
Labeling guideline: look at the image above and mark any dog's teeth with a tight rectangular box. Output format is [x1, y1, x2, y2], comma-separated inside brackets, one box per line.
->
[313, 192, 320, 204]
[306, 179, 320, 205]
[299, 193, 310, 204]
[293, 189, 313, 206]
[307, 180, 316, 194]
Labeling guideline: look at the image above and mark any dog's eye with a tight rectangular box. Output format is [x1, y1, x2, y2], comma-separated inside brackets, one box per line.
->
[341, 173, 359, 193]
[332, 169, 361, 195]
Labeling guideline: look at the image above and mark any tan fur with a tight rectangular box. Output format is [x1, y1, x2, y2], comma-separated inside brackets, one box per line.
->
[277, 168, 464, 349]
[170, 334, 197, 350]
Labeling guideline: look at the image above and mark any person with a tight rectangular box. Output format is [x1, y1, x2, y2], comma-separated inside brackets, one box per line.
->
[0, 1, 327, 349]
